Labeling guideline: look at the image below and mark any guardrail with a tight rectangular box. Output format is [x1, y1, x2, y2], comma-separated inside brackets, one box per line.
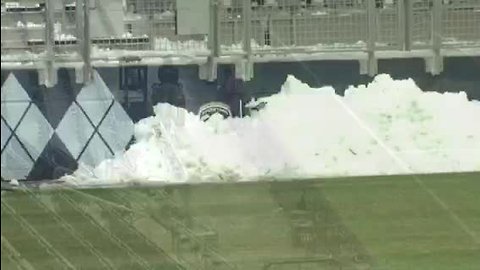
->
[1, 0, 479, 85]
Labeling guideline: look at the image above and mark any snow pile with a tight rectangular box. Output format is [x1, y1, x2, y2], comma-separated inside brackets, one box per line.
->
[65, 74, 480, 185]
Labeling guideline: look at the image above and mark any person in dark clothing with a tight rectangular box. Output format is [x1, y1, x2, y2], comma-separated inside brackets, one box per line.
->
[150, 66, 186, 113]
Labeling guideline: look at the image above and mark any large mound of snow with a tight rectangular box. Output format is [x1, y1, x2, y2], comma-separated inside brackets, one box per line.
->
[65, 74, 480, 185]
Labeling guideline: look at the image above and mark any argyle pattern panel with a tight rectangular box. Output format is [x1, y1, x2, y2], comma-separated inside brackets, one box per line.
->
[1, 69, 134, 181]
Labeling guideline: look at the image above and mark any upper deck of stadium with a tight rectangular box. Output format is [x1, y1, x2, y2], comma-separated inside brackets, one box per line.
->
[1, 0, 479, 85]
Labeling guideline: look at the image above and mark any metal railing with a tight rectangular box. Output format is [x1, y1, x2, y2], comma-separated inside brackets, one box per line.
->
[1, 0, 480, 81]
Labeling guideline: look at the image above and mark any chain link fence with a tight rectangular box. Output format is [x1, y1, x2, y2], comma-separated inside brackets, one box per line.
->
[91, 0, 209, 58]
[1, 1, 48, 60]
[409, 0, 434, 48]
[376, 0, 404, 49]
[441, 0, 480, 47]
[1, 0, 480, 63]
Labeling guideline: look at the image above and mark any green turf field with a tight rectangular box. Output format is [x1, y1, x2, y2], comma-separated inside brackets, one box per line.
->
[2, 172, 480, 270]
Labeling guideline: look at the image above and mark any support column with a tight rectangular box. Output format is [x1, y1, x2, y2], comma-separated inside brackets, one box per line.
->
[200, 0, 220, 81]
[397, 0, 406, 50]
[74, 0, 92, 83]
[43, 0, 57, 87]
[239, 0, 253, 81]
[83, 0, 92, 83]
[428, 0, 443, 75]
[242, 0, 252, 58]
[366, 0, 378, 76]
[404, 0, 412, 51]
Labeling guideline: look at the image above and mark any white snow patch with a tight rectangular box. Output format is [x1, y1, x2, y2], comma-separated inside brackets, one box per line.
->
[312, 11, 328, 16]
[154, 37, 209, 53]
[7, 21, 45, 29]
[122, 32, 133, 38]
[52, 22, 76, 41]
[63, 74, 480, 185]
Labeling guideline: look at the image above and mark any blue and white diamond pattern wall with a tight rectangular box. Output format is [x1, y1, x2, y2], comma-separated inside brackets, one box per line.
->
[1, 102, 30, 129]
[1, 73, 53, 180]
[1, 118, 11, 151]
[76, 71, 115, 126]
[15, 104, 54, 161]
[1, 74, 31, 129]
[78, 133, 114, 167]
[98, 102, 135, 154]
[56, 102, 95, 159]
[1, 73, 31, 102]
[1, 136, 34, 180]
[57, 70, 134, 168]
[1, 70, 135, 180]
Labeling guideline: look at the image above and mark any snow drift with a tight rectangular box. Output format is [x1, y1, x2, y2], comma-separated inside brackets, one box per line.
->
[64, 74, 480, 185]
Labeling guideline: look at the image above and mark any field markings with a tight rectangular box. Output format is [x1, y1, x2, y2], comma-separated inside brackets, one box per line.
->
[334, 96, 480, 246]
[1, 200, 77, 269]
[1, 234, 35, 270]
[28, 192, 118, 270]
[105, 189, 190, 267]
[56, 191, 156, 270]
[59, 188, 188, 269]
[107, 188, 240, 270]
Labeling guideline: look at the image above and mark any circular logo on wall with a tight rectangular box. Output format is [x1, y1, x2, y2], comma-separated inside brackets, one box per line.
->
[199, 102, 232, 122]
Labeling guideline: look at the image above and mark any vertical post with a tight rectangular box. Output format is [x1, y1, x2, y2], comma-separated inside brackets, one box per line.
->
[125, 69, 130, 108]
[83, 0, 92, 83]
[366, 0, 377, 76]
[62, 2, 67, 29]
[75, 0, 84, 83]
[367, 0, 376, 53]
[430, 0, 443, 75]
[397, 0, 406, 50]
[149, 5, 155, 50]
[238, 0, 253, 81]
[404, 0, 412, 51]
[209, 0, 220, 57]
[76, 0, 84, 44]
[233, 19, 238, 44]
[200, 0, 219, 81]
[290, 6, 296, 46]
[242, 0, 252, 57]
[44, 0, 56, 87]
[45, 0, 54, 61]
[432, 0, 442, 52]
[267, 15, 273, 46]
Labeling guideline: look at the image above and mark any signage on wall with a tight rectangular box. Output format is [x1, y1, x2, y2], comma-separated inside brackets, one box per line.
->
[199, 102, 232, 121]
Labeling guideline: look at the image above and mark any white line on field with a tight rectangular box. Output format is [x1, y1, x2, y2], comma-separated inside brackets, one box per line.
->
[30, 193, 117, 270]
[1, 200, 77, 269]
[57, 191, 155, 270]
[1, 235, 36, 270]
[333, 96, 480, 246]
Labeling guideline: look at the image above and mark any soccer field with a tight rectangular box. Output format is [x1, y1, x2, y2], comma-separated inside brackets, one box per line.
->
[2, 172, 480, 270]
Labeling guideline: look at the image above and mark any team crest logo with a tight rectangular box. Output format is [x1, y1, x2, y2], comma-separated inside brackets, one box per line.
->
[199, 102, 232, 121]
